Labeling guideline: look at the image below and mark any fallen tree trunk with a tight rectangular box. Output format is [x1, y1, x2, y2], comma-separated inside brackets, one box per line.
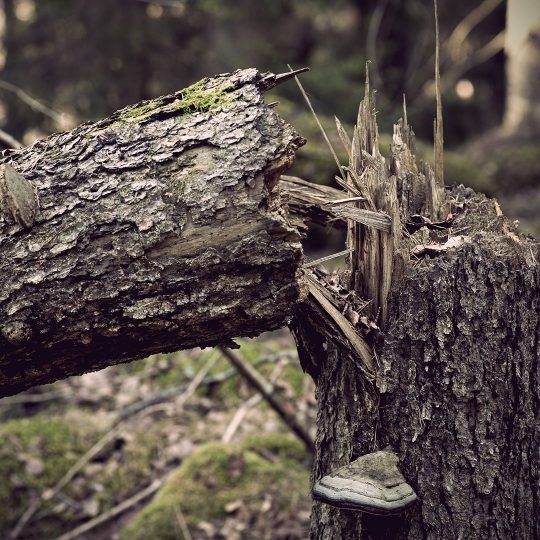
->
[0, 68, 307, 397]
[291, 71, 540, 538]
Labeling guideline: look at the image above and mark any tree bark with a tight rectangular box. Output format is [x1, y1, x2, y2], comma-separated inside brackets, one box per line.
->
[296, 212, 540, 539]
[0, 68, 306, 397]
[291, 77, 540, 539]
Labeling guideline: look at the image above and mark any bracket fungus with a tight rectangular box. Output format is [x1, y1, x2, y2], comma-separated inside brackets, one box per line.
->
[312, 450, 417, 515]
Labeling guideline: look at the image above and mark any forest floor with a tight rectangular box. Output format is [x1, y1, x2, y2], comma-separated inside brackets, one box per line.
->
[0, 331, 316, 540]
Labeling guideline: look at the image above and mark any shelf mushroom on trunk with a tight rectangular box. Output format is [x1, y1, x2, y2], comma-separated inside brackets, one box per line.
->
[312, 451, 417, 515]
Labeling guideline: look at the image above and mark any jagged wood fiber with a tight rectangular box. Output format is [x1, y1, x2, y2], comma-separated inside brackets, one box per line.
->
[0, 68, 306, 397]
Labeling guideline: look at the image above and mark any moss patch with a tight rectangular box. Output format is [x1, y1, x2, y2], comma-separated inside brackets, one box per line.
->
[119, 435, 310, 540]
[101, 79, 236, 131]
[120, 80, 235, 123]
[0, 412, 102, 537]
[0, 410, 165, 539]
[94, 420, 164, 509]
[174, 79, 236, 115]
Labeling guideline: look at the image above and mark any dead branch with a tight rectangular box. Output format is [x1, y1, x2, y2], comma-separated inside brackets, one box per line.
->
[218, 347, 314, 453]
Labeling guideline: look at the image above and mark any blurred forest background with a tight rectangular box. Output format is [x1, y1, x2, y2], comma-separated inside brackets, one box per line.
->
[2, 0, 539, 235]
[0, 1, 539, 539]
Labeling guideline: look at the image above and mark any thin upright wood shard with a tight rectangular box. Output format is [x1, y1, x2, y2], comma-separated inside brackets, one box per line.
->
[344, 65, 402, 328]
[432, 0, 445, 220]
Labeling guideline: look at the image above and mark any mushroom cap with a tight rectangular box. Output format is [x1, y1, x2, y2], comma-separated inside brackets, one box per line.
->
[312, 450, 417, 514]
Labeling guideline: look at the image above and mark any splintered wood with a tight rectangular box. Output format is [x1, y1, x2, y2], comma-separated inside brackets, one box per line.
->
[286, 58, 446, 333]
[339, 64, 446, 329]
[288, 61, 449, 373]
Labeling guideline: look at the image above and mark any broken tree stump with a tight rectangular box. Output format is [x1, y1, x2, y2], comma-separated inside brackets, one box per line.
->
[0, 68, 307, 397]
[290, 70, 540, 538]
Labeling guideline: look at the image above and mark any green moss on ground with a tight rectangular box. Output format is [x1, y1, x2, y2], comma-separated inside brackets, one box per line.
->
[0, 410, 165, 539]
[95, 421, 164, 510]
[0, 412, 101, 537]
[119, 435, 310, 540]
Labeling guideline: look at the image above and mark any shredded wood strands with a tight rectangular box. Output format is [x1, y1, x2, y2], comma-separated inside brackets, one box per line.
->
[335, 116, 352, 160]
[286, 28, 448, 332]
[281, 175, 390, 231]
[307, 275, 376, 376]
[329, 204, 391, 233]
[344, 64, 401, 327]
[344, 32, 448, 327]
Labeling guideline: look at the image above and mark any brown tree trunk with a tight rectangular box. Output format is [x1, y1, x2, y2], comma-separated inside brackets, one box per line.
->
[0, 68, 306, 397]
[291, 75, 540, 539]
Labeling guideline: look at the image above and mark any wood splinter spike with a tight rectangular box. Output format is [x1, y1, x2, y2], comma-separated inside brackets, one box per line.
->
[259, 67, 309, 90]
[312, 451, 417, 515]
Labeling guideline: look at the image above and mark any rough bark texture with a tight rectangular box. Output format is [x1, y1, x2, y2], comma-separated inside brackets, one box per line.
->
[290, 295, 379, 538]
[294, 195, 540, 540]
[0, 68, 306, 397]
[376, 230, 540, 540]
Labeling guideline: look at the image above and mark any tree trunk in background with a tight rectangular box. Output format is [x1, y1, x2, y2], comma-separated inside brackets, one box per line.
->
[292, 79, 540, 538]
[503, 0, 540, 137]
[0, 69, 306, 397]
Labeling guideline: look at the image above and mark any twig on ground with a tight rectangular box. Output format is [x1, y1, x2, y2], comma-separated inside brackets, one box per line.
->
[9, 426, 124, 539]
[217, 347, 314, 453]
[222, 359, 287, 444]
[10, 354, 217, 539]
[116, 350, 297, 421]
[52, 478, 164, 540]
[174, 503, 193, 540]
[222, 394, 263, 444]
